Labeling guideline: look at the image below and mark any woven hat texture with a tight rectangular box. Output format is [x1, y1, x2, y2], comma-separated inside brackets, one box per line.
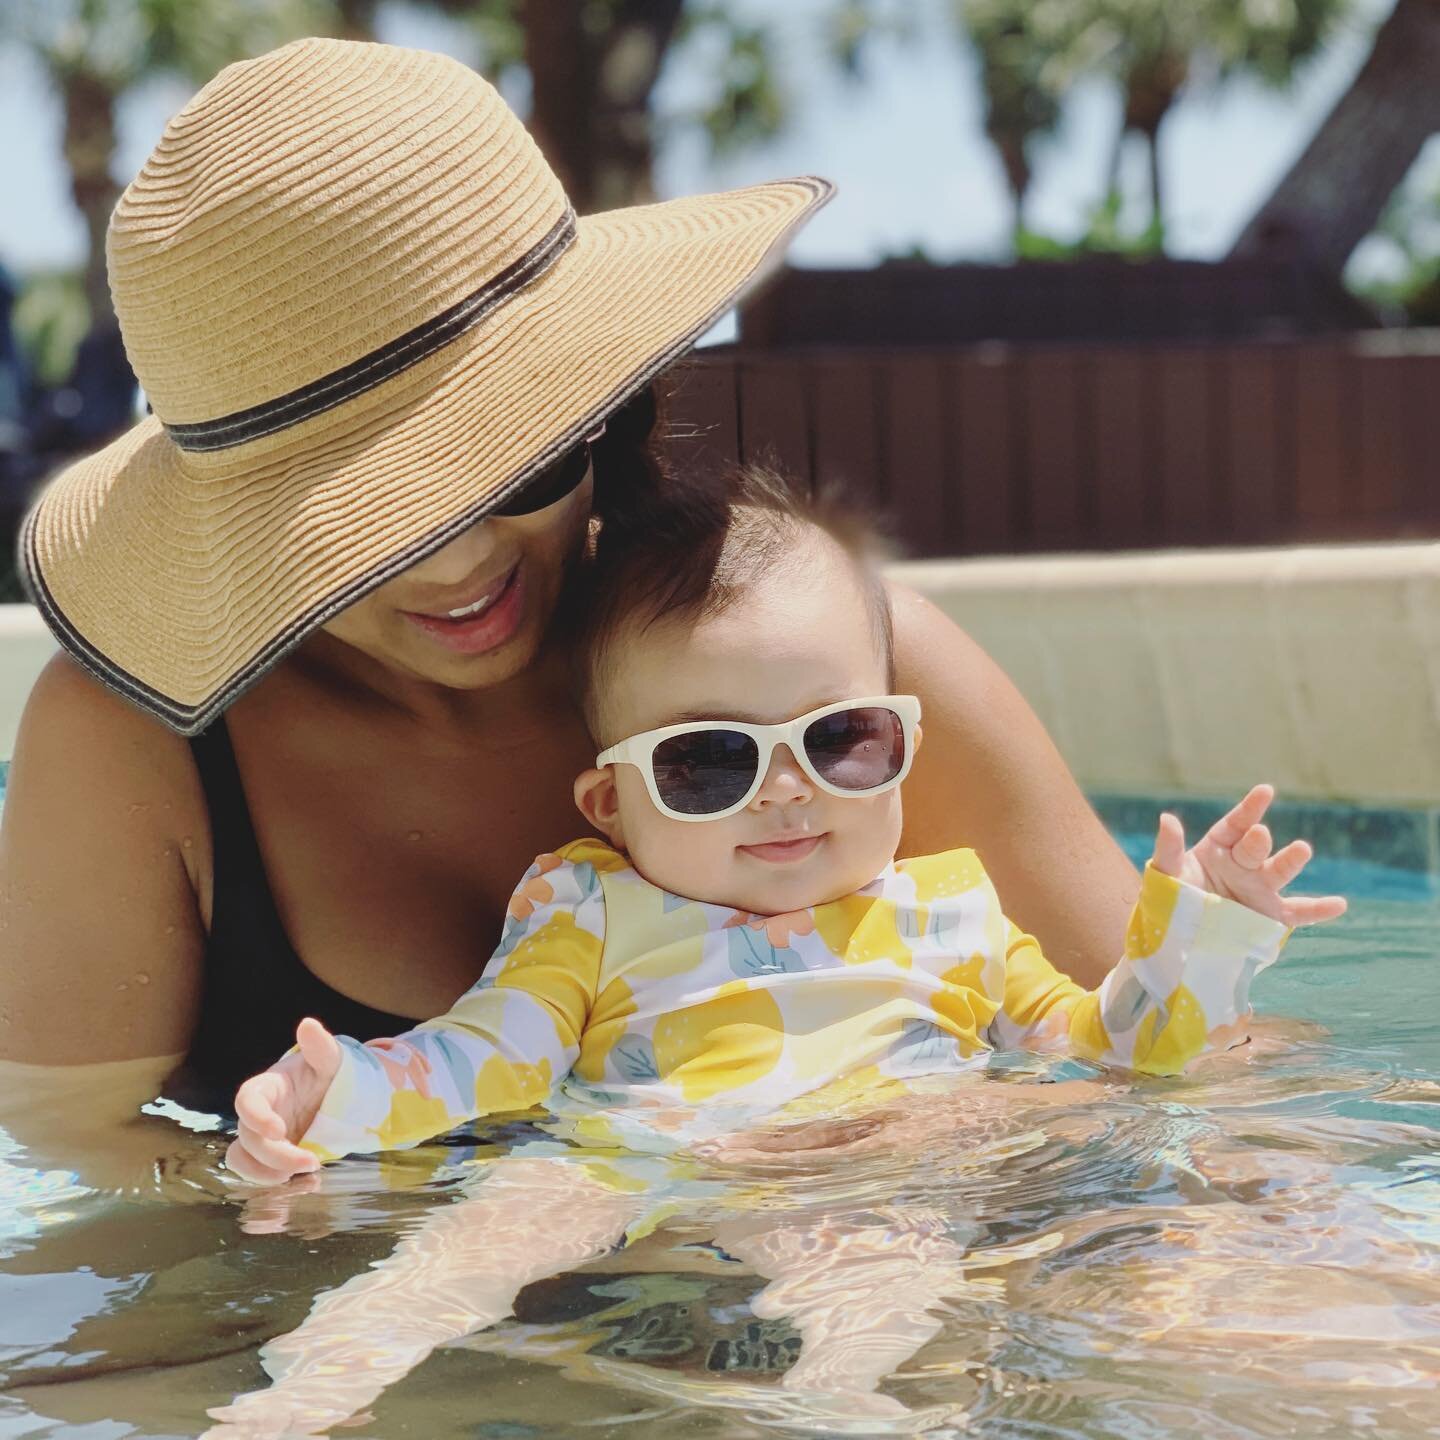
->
[22, 37, 831, 733]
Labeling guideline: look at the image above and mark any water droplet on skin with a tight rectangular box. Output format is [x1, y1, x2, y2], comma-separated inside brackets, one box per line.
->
[117, 982, 129, 992]
[136, 973, 151, 986]
[165, 925, 176, 935]
[407, 830, 423, 842]
[181, 837, 194, 849]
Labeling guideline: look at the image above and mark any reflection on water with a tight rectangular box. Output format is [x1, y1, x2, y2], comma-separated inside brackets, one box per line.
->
[1, 893, 1437, 1438]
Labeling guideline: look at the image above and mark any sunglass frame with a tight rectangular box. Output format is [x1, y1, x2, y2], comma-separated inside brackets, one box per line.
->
[595, 694, 922, 822]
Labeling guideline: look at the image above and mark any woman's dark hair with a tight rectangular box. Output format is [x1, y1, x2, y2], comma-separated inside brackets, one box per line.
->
[589, 381, 670, 526]
[576, 462, 896, 745]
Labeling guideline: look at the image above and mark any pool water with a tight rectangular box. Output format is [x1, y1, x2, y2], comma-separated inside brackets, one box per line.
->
[0, 834, 1435, 1438]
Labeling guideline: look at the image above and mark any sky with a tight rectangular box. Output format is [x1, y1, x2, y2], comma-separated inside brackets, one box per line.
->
[0, 0, 1425, 292]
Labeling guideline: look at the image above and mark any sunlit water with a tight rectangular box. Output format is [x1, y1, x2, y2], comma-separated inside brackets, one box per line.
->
[0, 830, 1436, 1438]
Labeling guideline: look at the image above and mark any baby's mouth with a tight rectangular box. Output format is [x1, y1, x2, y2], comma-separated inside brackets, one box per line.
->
[738, 834, 827, 865]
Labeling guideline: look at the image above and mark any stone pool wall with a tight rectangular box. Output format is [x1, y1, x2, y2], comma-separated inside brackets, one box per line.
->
[2, 540, 1437, 830]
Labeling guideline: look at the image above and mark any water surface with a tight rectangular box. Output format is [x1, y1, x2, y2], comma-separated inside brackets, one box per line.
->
[0, 830, 1435, 1438]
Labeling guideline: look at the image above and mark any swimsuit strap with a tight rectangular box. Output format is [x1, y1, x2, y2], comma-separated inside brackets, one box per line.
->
[171, 718, 410, 1112]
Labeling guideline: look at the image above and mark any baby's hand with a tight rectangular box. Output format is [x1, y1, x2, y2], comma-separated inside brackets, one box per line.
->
[1150, 784, 1347, 927]
[224, 1018, 342, 1186]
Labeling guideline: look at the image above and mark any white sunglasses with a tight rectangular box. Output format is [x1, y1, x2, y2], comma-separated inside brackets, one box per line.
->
[595, 695, 921, 822]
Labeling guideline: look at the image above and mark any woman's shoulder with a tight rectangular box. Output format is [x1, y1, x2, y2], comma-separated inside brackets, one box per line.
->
[20, 652, 202, 789]
[12, 653, 210, 889]
[0, 654, 212, 1063]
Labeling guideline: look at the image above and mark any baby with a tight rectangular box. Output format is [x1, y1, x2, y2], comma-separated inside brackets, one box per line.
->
[212, 467, 1344, 1432]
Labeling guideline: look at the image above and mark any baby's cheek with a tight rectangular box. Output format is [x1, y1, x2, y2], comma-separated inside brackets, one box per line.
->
[627, 811, 738, 898]
[833, 793, 904, 875]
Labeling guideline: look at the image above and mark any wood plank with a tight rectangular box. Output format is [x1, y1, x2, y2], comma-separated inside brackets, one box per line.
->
[658, 357, 739, 485]
[1405, 354, 1440, 532]
[1020, 348, 1087, 549]
[1223, 344, 1289, 543]
[811, 356, 884, 510]
[1088, 346, 1150, 548]
[736, 356, 812, 486]
[877, 355, 948, 557]
[1153, 347, 1217, 545]
[1353, 348, 1409, 529]
[950, 350, 1016, 554]
[1291, 343, 1350, 540]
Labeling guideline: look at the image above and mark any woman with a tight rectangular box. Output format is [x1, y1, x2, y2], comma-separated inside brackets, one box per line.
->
[0, 40, 1137, 1145]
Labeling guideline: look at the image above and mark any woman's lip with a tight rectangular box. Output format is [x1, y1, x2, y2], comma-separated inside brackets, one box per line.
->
[400, 566, 526, 655]
[738, 835, 827, 864]
[406, 562, 519, 619]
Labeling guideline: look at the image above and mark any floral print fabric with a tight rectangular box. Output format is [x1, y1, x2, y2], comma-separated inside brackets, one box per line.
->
[300, 840, 1289, 1162]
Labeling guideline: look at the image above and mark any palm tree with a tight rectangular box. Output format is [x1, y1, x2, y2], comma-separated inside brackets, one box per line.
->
[1232, 0, 1440, 273]
[1080, 0, 1353, 242]
[952, 0, 1352, 250]
[434, 1, 785, 214]
[2, 0, 330, 336]
[960, 1, 1069, 241]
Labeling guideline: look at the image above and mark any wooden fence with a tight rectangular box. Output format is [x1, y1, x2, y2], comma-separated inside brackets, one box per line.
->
[658, 336, 1440, 557]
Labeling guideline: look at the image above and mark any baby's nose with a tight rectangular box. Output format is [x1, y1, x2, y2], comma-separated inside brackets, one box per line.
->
[752, 745, 813, 808]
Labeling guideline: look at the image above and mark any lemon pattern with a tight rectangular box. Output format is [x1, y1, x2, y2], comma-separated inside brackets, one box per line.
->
[301, 845, 1289, 1164]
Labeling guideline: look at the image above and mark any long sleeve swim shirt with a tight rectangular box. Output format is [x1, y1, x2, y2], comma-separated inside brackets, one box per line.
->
[299, 841, 1289, 1162]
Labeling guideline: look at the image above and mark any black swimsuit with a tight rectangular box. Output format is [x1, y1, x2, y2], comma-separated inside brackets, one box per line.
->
[164, 720, 413, 1114]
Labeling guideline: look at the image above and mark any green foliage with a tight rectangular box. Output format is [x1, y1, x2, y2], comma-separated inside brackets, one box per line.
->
[1014, 190, 1164, 261]
[955, 0, 1353, 239]
[678, 4, 788, 158]
[2, 0, 336, 88]
[11, 272, 90, 386]
[1349, 168, 1440, 325]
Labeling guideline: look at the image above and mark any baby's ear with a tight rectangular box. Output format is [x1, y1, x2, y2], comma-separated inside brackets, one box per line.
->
[574, 766, 624, 846]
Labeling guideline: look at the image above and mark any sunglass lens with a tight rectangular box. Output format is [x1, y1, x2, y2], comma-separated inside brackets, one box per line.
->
[652, 729, 759, 815]
[491, 443, 591, 517]
[803, 707, 905, 791]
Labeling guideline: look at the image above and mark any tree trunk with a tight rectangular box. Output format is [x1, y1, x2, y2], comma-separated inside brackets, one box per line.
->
[520, 0, 684, 213]
[1144, 122, 1165, 240]
[335, 0, 380, 41]
[59, 68, 121, 334]
[519, 0, 598, 209]
[588, 0, 685, 210]
[1230, 0, 1440, 272]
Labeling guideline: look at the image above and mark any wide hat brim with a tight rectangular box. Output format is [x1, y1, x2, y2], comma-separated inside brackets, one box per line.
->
[22, 177, 832, 735]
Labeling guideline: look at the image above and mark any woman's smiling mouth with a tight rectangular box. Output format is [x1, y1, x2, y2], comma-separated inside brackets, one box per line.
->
[401, 563, 525, 654]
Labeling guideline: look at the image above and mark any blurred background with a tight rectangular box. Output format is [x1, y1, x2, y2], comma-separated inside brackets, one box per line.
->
[1, 0, 1437, 580]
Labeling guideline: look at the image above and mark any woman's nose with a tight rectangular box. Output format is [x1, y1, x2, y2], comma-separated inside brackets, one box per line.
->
[407, 518, 501, 585]
[751, 745, 813, 809]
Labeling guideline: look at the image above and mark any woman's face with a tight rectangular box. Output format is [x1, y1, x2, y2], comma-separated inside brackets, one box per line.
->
[319, 467, 593, 691]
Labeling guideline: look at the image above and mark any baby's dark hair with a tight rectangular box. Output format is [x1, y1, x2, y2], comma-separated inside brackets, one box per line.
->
[576, 464, 895, 745]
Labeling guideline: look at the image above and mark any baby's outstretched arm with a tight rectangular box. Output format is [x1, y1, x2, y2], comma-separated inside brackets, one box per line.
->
[996, 785, 1345, 1075]
[224, 849, 607, 1185]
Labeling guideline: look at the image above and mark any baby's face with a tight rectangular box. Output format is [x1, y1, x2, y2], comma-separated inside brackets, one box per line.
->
[579, 544, 906, 916]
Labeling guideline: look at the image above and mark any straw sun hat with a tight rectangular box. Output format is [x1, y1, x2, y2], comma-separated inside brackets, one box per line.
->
[21, 38, 831, 735]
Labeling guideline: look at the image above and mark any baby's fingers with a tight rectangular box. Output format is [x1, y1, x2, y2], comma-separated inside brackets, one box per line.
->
[1207, 784, 1275, 850]
[1265, 838, 1313, 890]
[1277, 892, 1348, 927]
[1151, 812, 1186, 877]
[224, 1136, 317, 1187]
[235, 1073, 290, 1139]
[1234, 823, 1273, 870]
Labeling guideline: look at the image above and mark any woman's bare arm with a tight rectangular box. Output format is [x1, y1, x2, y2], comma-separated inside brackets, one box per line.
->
[890, 582, 1139, 988]
[0, 655, 210, 1185]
